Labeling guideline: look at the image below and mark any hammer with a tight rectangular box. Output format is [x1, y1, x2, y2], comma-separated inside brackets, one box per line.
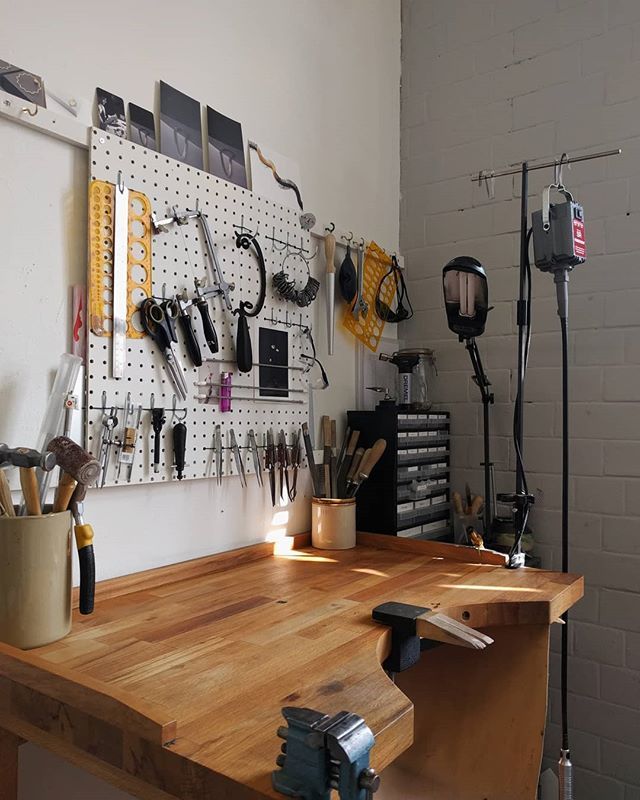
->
[0, 445, 57, 516]
[45, 438, 99, 615]
[47, 437, 100, 513]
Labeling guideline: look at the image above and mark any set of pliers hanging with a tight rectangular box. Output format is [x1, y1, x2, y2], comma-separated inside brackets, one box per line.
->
[212, 427, 299, 502]
[264, 429, 301, 506]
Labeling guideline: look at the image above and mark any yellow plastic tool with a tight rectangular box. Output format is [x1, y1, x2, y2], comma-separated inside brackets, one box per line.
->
[342, 241, 396, 352]
[88, 179, 152, 339]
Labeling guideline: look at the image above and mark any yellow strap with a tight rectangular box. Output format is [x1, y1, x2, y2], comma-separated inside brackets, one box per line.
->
[75, 524, 94, 551]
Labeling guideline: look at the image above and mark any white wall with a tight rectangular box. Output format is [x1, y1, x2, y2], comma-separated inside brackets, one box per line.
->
[400, 0, 640, 796]
[0, 2, 400, 796]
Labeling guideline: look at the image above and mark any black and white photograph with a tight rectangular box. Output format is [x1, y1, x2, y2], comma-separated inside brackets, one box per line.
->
[0, 59, 46, 107]
[95, 87, 126, 137]
[206, 106, 247, 188]
[128, 103, 156, 150]
[159, 81, 203, 169]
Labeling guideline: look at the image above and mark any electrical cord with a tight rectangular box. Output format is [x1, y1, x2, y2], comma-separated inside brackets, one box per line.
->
[560, 314, 570, 754]
[509, 227, 533, 560]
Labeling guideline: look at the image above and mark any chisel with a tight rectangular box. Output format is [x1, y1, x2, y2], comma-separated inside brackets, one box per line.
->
[348, 439, 387, 497]
[338, 431, 360, 495]
[344, 447, 365, 495]
[0, 470, 15, 516]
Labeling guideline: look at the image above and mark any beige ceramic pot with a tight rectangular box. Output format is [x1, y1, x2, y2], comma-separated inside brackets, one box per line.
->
[311, 497, 356, 550]
[0, 511, 73, 649]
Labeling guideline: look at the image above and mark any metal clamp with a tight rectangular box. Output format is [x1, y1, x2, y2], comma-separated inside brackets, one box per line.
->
[272, 706, 379, 800]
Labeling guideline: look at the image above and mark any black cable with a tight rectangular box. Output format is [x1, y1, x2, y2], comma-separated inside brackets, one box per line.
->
[509, 227, 533, 559]
[561, 314, 570, 753]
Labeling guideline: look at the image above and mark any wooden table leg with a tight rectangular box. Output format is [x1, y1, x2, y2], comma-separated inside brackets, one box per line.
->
[379, 624, 551, 800]
[0, 728, 24, 800]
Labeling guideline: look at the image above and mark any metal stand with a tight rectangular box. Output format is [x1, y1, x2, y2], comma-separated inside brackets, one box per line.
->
[464, 337, 494, 535]
[473, 147, 621, 568]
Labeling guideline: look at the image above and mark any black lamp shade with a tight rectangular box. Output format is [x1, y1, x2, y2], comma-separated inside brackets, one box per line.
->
[442, 256, 489, 339]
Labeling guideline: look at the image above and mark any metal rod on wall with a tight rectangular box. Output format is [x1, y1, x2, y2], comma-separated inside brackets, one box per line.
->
[472, 147, 621, 182]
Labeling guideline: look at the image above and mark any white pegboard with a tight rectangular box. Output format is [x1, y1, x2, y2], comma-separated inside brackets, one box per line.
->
[87, 129, 313, 487]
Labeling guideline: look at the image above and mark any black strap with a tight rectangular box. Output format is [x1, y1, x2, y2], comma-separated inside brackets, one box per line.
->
[375, 256, 414, 323]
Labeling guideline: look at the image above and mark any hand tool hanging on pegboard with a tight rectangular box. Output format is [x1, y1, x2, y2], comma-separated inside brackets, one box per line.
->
[229, 428, 247, 487]
[248, 429, 263, 487]
[288, 430, 301, 502]
[214, 424, 223, 485]
[98, 401, 118, 487]
[171, 398, 187, 481]
[115, 393, 143, 482]
[324, 224, 336, 355]
[265, 429, 277, 506]
[338, 233, 357, 303]
[150, 396, 166, 475]
[112, 171, 129, 379]
[233, 229, 267, 372]
[139, 298, 188, 400]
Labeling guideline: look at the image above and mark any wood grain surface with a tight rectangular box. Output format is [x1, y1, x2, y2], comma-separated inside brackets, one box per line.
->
[0, 534, 583, 800]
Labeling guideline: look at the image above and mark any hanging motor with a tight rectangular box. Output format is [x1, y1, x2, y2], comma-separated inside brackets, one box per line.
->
[532, 184, 586, 320]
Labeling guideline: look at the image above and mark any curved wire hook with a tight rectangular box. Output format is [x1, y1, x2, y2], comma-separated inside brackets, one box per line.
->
[325, 222, 335, 233]
[172, 394, 187, 422]
[21, 103, 38, 118]
[341, 231, 354, 244]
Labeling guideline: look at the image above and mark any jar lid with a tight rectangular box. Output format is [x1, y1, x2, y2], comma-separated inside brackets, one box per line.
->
[312, 496, 356, 506]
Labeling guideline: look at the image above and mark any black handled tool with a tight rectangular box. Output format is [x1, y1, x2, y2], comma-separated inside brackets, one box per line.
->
[151, 405, 166, 474]
[68, 483, 95, 615]
[194, 279, 219, 353]
[289, 430, 301, 502]
[266, 429, 276, 506]
[176, 292, 202, 367]
[173, 421, 186, 480]
[233, 232, 267, 373]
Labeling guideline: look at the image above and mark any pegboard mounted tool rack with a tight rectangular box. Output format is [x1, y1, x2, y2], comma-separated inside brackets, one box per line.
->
[87, 130, 312, 487]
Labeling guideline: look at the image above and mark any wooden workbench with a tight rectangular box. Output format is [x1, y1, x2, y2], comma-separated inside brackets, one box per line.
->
[0, 533, 582, 800]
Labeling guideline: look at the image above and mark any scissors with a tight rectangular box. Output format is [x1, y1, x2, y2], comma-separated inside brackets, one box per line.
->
[140, 298, 188, 401]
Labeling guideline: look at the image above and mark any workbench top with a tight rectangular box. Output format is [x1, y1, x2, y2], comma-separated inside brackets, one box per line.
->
[0, 533, 583, 799]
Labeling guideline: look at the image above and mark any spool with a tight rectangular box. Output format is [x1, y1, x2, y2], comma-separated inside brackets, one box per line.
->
[311, 497, 356, 550]
[0, 512, 72, 649]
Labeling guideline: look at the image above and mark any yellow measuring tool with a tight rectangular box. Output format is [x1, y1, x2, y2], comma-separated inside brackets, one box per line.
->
[88, 179, 152, 339]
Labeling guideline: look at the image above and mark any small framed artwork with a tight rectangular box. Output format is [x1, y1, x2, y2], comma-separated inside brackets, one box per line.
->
[96, 88, 126, 137]
[0, 60, 46, 107]
[206, 107, 247, 188]
[159, 81, 203, 169]
[129, 103, 156, 150]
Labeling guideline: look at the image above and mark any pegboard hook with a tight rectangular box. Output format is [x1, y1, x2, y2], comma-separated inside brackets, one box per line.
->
[325, 222, 335, 234]
[172, 394, 188, 422]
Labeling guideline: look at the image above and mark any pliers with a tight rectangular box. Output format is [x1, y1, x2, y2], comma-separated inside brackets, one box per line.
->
[248, 429, 263, 487]
[265, 429, 276, 507]
[289, 430, 301, 502]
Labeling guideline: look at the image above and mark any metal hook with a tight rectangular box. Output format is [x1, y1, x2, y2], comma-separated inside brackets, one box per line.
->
[171, 394, 187, 422]
[325, 222, 336, 233]
[116, 170, 125, 194]
[101, 391, 107, 414]
[341, 231, 354, 244]
[358, 236, 365, 249]
[20, 103, 38, 118]
[150, 392, 155, 411]
[555, 152, 570, 190]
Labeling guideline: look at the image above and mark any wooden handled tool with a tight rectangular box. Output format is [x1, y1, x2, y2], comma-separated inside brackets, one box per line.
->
[345, 447, 365, 491]
[330, 419, 338, 497]
[452, 491, 464, 516]
[325, 230, 336, 355]
[470, 495, 484, 516]
[348, 439, 387, 497]
[337, 430, 359, 495]
[0, 470, 15, 517]
[53, 472, 78, 513]
[301, 423, 320, 497]
[20, 468, 42, 516]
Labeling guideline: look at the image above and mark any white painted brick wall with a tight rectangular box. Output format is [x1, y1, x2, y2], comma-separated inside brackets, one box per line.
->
[400, 0, 640, 792]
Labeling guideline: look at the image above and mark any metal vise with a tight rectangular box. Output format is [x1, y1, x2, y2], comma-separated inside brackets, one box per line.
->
[272, 707, 379, 800]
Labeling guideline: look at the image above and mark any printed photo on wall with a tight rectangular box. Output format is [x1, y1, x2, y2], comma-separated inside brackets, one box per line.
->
[159, 81, 203, 169]
[96, 88, 126, 137]
[0, 60, 46, 107]
[206, 106, 247, 188]
[129, 103, 156, 150]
